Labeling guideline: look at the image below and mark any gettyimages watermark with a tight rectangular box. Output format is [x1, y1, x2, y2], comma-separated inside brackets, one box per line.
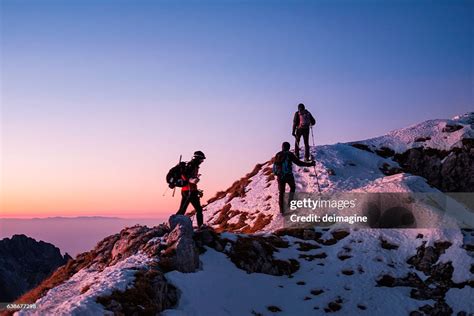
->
[282, 192, 474, 229]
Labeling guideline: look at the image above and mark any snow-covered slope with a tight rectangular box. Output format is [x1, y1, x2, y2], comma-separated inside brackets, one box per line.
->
[355, 112, 474, 153]
[164, 228, 473, 316]
[202, 113, 474, 233]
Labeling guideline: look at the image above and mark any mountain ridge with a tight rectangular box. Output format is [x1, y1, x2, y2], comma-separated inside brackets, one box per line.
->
[7, 113, 474, 316]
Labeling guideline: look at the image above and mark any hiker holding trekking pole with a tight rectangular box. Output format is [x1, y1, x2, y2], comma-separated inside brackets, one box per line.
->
[292, 103, 316, 162]
[166, 151, 206, 228]
[273, 142, 316, 214]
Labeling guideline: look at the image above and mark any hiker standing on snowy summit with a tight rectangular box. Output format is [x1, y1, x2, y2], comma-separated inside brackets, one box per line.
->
[273, 142, 315, 214]
[175, 151, 206, 228]
[292, 103, 316, 161]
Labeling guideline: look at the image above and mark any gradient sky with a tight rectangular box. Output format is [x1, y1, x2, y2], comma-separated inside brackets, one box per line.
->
[1, 0, 472, 218]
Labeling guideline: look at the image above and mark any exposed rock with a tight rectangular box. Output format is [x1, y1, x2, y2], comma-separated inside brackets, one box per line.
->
[331, 229, 350, 241]
[310, 289, 324, 296]
[393, 141, 474, 192]
[295, 241, 321, 251]
[15, 224, 170, 304]
[415, 136, 431, 142]
[379, 162, 403, 176]
[274, 228, 322, 241]
[407, 241, 452, 274]
[193, 227, 225, 253]
[0, 235, 71, 301]
[324, 297, 343, 313]
[442, 124, 463, 133]
[161, 215, 200, 273]
[380, 238, 399, 250]
[228, 236, 299, 276]
[267, 305, 282, 312]
[299, 253, 327, 261]
[375, 146, 395, 158]
[96, 267, 178, 314]
[350, 143, 374, 153]
[341, 269, 354, 276]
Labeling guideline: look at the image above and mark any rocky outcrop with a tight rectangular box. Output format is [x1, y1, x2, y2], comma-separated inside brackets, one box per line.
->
[96, 267, 179, 315]
[0, 235, 71, 302]
[159, 215, 200, 273]
[393, 140, 474, 192]
[13, 224, 170, 306]
[377, 240, 473, 316]
[228, 236, 299, 276]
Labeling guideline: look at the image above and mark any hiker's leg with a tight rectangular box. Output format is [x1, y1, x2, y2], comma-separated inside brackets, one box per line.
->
[288, 175, 296, 209]
[176, 191, 191, 215]
[295, 129, 302, 159]
[189, 192, 204, 226]
[277, 178, 286, 214]
[302, 128, 310, 160]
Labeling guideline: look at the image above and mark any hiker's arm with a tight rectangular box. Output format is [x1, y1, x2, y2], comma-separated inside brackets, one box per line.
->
[292, 112, 298, 135]
[289, 153, 314, 167]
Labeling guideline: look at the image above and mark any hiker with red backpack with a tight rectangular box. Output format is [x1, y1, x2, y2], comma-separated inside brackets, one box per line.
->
[273, 142, 315, 214]
[292, 103, 316, 161]
[167, 151, 206, 228]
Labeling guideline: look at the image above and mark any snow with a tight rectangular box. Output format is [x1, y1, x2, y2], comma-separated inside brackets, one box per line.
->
[163, 243, 434, 316]
[445, 287, 474, 314]
[354, 113, 474, 153]
[16, 254, 153, 316]
[165, 225, 473, 315]
[203, 138, 474, 231]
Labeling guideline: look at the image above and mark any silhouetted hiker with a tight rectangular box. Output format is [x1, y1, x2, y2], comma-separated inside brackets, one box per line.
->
[273, 142, 315, 214]
[292, 103, 316, 161]
[176, 151, 206, 227]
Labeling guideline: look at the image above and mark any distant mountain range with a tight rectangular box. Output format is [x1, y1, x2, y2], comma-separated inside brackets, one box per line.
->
[0, 235, 71, 302]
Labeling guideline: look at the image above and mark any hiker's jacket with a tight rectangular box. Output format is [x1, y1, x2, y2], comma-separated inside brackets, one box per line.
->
[181, 160, 200, 191]
[292, 110, 316, 135]
[275, 150, 314, 176]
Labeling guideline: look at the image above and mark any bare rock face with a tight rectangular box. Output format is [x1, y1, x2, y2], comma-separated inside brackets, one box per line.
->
[377, 240, 469, 316]
[160, 215, 200, 273]
[228, 236, 299, 276]
[91, 224, 169, 270]
[97, 267, 179, 315]
[0, 235, 71, 301]
[393, 140, 474, 192]
[14, 224, 170, 305]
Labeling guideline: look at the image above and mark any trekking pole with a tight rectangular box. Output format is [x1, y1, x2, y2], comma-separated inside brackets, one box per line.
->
[162, 186, 170, 197]
[310, 126, 322, 193]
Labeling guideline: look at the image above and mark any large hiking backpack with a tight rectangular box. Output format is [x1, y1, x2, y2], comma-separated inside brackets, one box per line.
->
[298, 110, 315, 129]
[272, 152, 292, 178]
[166, 161, 187, 188]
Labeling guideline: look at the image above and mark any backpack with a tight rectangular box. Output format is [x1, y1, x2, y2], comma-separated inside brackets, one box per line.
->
[272, 152, 292, 177]
[166, 162, 187, 188]
[298, 110, 315, 129]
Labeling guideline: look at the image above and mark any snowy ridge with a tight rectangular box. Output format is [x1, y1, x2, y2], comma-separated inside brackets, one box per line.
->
[202, 113, 474, 232]
[17, 254, 152, 316]
[355, 112, 474, 153]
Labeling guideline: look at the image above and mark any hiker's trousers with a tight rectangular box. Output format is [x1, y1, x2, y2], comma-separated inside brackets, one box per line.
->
[177, 190, 204, 226]
[295, 127, 310, 160]
[277, 174, 296, 214]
